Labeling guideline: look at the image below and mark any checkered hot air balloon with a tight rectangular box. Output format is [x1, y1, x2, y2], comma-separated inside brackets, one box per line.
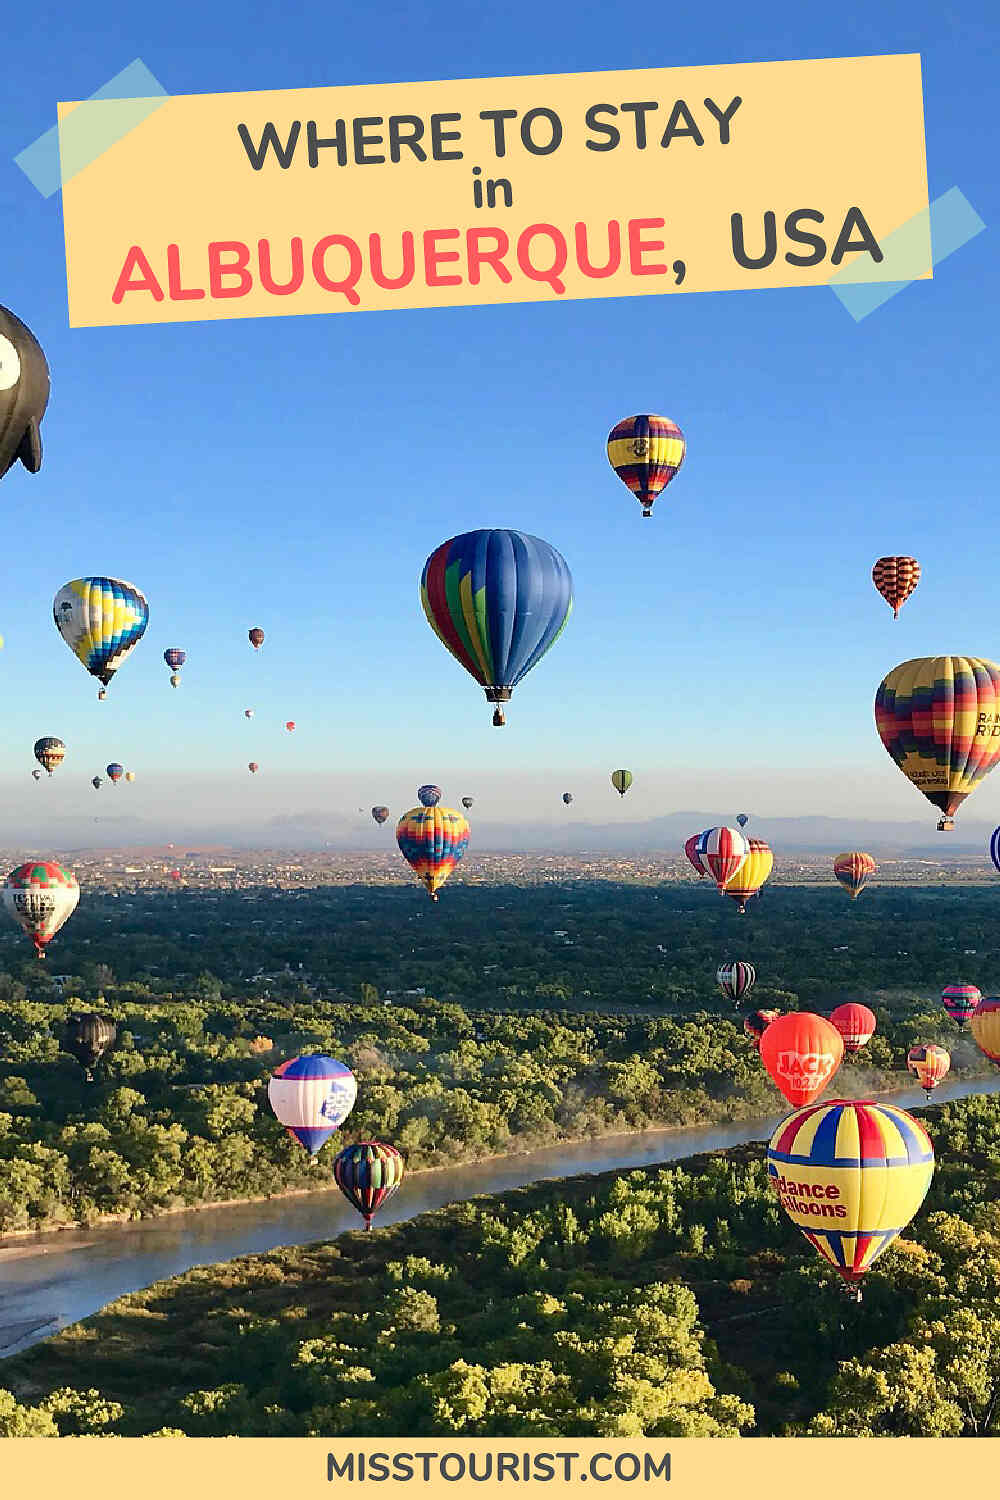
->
[420, 529, 573, 727]
[941, 983, 981, 1027]
[907, 1044, 950, 1099]
[606, 414, 686, 518]
[267, 1055, 357, 1155]
[333, 1141, 404, 1230]
[701, 827, 749, 893]
[875, 657, 1000, 831]
[833, 851, 877, 900]
[2, 860, 79, 958]
[396, 805, 470, 901]
[53, 577, 148, 699]
[767, 1100, 934, 1295]
[872, 556, 920, 618]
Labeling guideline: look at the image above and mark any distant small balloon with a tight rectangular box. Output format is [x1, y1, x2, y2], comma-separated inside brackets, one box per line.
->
[418, 785, 442, 808]
[285, 721, 296, 732]
[249, 628, 264, 649]
[563, 792, 573, 805]
[249, 762, 259, 774]
[244, 708, 254, 719]
[32, 768, 41, 781]
[371, 806, 389, 825]
[106, 763, 124, 784]
[92, 776, 102, 790]
[462, 796, 474, 809]
[125, 771, 136, 783]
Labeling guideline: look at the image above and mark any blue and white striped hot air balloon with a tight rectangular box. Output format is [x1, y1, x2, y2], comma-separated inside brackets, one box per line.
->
[267, 1055, 357, 1155]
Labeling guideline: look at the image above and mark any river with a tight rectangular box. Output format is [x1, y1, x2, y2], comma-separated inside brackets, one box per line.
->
[2, 1073, 998, 1362]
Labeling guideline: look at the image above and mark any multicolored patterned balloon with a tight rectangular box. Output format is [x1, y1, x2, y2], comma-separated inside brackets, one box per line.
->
[717, 960, 756, 1005]
[371, 806, 389, 825]
[163, 648, 186, 671]
[872, 556, 920, 619]
[420, 529, 573, 726]
[267, 1055, 357, 1155]
[833, 851, 877, 900]
[418, 785, 442, 807]
[606, 414, 686, 517]
[396, 805, 470, 901]
[106, 763, 124, 784]
[33, 736, 64, 774]
[333, 1141, 405, 1229]
[941, 982, 981, 1027]
[701, 826, 749, 893]
[53, 577, 148, 696]
[2, 860, 79, 957]
[767, 1100, 934, 1288]
[907, 1044, 950, 1098]
[971, 998, 1000, 1065]
[875, 657, 1000, 830]
[829, 1002, 876, 1054]
[683, 831, 709, 878]
[723, 838, 773, 913]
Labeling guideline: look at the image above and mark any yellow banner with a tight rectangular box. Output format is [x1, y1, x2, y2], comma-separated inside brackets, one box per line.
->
[2, 1436, 997, 1492]
[59, 54, 930, 328]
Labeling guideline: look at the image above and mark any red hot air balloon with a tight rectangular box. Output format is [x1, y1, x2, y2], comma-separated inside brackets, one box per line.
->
[829, 1002, 877, 1055]
[683, 832, 709, 879]
[285, 721, 296, 732]
[701, 826, 749, 893]
[759, 1012, 844, 1108]
[249, 762, 259, 775]
[872, 556, 921, 619]
[249, 628, 264, 649]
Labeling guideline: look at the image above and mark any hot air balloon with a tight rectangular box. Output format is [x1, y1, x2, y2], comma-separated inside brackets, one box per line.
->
[683, 832, 709, 879]
[1, 860, 79, 958]
[62, 1013, 116, 1082]
[125, 771, 136, 783]
[396, 804, 470, 901]
[420, 529, 573, 727]
[736, 813, 750, 829]
[907, 1044, 950, 1099]
[0, 303, 49, 481]
[33, 737, 65, 775]
[717, 961, 756, 1005]
[91, 776, 102, 790]
[872, 556, 921, 619]
[562, 792, 573, 805]
[760, 1012, 844, 1108]
[611, 769, 632, 797]
[701, 827, 749, 893]
[833, 852, 877, 900]
[249, 762, 259, 774]
[31, 769, 41, 781]
[971, 998, 1000, 1065]
[163, 648, 186, 686]
[767, 1100, 934, 1295]
[875, 657, 1000, 830]
[244, 708, 254, 719]
[744, 1009, 780, 1052]
[989, 826, 1000, 877]
[941, 983, 981, 1027]
[249, 628, 264, 649]
[606, 414, 685, 518]
[418, 785, 442, 807]
[371, 806, 389, 825]
[268, 1055, 357, 1154]
[106, 763, 124, 784]
[829, 1002, 877, 1055]
[285, 721, 296, 732]
[462, 797, 474, 810]
[723, 837, 773, 913]
[333, 1141, 405, 1229]
[170, 869, 181, 881]
[53, 578, 148, 698]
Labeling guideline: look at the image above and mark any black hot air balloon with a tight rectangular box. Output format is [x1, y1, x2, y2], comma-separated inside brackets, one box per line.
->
[62, 1013, 116, 1081]
[0, 304, 49, 481]
[371, 806, 389, 825]
[333, 1140, 404, 1229]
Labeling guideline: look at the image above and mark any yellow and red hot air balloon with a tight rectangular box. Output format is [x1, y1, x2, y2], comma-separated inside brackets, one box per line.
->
[723, 837, 773, 913]
[767, 1099, 934, 1294]
[829, 1002, 876, 1055]
[833, 851, 877, 900]
[760, 1011, 844, 1107]
[875, 657, 1000, 830]
[907, 1044, 950, 1098]
[872, 556, 920, 619]
[607, 414, 686, 518]
[971, 998, 1000, 1065]
[396, 804, 470, 902]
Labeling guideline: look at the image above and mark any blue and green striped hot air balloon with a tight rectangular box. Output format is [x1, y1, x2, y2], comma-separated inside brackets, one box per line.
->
[420, 529, 573, 726]
[53, 577, 148, 699]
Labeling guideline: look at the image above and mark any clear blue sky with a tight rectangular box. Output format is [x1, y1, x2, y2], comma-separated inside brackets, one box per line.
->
[0, 1, 997, 844]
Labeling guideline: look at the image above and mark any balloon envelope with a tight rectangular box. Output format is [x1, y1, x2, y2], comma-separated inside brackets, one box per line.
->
[744, 1009, 780, 1052]
[760, 1012, 844, 1107]
[833, 851, 877, 899]
[683, 832, 709, 878]
[268, 1055, 357, 1154]
[371, 806, 389, 825]
[106, 763, 123, 782]
[611, 769, 632, 796]
[701, 827, 749, 892]
[606, 414, 685, 517]
[875, 656, 1000, 829]
[333, 1141, 405, 1227]
[33, 736, 65, 774]
[941, 983, 981, 1027]
[562, 792, 573, 805]
[63, 1013, 116, 1075]
[717, 961, 756, 1005]
[767, 1100, 934, 1284]
[418, 785, 442, 807]
[829, 1002, 877, 1054]
[53, 577, 148, 691]
[907, 1043, 950, 1094]
[872, 556, 920, 618]
[723, 838, 773, 913]
[163, 648, 186, 670]
[971, 998, 1000, 1065]
[396, 805, 469, 900]
[0, 303, 49, 480]
[462, 796, 474, 809]
[420, 529, 573, 726]
[249, 628, 264, 648]
[2, 860, 79, 957]
[248, 762, 259, 774]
